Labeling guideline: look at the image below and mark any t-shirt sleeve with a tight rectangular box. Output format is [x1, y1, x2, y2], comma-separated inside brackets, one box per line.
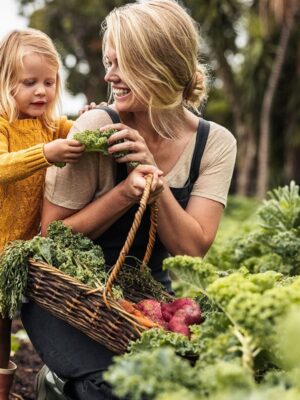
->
[45, 109, 115, 209]
[191, 122, 237, 207]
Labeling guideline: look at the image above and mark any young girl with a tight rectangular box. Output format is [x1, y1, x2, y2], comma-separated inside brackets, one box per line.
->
[0, 28, 84, 399]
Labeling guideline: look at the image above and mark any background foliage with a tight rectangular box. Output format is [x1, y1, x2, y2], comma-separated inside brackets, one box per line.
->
[16, 0, 300, 197]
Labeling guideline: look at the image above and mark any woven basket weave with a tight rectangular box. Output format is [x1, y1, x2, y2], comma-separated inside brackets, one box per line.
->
[25, 174, 165, 354]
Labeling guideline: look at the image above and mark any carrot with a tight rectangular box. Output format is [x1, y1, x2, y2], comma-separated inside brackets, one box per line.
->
[119, 299, 161, 328]
[119, 299, 136, 314]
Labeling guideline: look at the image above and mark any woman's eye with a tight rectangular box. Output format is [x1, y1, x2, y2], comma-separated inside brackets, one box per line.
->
[105, 61, 112, 70]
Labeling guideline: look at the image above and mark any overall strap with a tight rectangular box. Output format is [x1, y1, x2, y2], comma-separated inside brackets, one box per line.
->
[95, 105, 120, 124]
[189, 118, 210, 185]
[95, 106, 127, 183]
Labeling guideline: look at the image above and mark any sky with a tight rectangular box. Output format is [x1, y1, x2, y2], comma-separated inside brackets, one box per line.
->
[0, 0, 86, 115]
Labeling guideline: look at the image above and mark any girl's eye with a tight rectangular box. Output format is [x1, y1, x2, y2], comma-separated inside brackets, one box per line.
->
[45, 81, 56, 87]
[23, 79, 35, 86]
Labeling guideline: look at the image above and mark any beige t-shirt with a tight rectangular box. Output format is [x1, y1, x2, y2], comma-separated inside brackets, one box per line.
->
[45, 108, 237, 208]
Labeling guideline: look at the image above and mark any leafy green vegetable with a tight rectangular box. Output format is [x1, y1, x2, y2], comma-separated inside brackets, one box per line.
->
[73, 128, 138, 168]
[207, 182, 300, 276]
[0, 221, 168, 318]
[128, 328, 200, 357]
[73, 128, 116, 153]
[54, 162, 66, 168]
[0, 222, 107, 318]
[104, 347, 202, 400]
[104, 182, 300, 400]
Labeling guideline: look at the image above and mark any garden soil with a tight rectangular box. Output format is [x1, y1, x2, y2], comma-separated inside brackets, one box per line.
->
[10, 319, 43, 400]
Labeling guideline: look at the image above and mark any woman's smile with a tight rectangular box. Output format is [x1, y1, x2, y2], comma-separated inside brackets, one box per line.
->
[112, 87, 131, 99]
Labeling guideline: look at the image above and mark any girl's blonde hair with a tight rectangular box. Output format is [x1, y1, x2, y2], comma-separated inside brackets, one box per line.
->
[0, 28, 61, 129]
[102, 0, 207, 139]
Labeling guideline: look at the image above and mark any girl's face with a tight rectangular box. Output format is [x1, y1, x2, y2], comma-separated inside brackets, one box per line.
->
[104, 44, 146, 113]
[14, 52, 57, 119]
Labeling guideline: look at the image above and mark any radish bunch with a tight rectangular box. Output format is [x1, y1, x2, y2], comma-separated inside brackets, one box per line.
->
[136, 298, 202, 337]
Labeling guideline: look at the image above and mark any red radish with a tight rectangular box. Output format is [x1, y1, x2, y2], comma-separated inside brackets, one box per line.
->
[180, 304, 201, 325]
[161, 298, 201, 323]
[168, 309, 191, 337]
[161, 302, 174, 322]
[170, 298, 196, 309]
[136, 299, 168, 329]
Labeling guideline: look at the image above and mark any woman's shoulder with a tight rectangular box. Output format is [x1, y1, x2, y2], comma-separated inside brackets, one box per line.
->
[206, 120, 236, 148]
[201, 120, 236, 161]
[72, 106, 119, 133]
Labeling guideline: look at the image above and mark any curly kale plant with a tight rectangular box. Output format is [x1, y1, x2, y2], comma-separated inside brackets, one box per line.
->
[207, 181, 300, 276]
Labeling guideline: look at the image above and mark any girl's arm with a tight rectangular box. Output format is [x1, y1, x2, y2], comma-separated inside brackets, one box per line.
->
[0, 132, 84, 185]
[0, 133, 49, 184]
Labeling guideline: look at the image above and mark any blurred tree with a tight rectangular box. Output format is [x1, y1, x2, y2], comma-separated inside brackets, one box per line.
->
[184, 0, 300, 196]
[17, 0, 300, 196]
[256, 0, 299, 198]
[184, 0, 256, 195]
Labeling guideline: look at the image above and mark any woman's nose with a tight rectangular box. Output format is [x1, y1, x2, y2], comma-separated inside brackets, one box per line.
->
[104, 68, 119, 83]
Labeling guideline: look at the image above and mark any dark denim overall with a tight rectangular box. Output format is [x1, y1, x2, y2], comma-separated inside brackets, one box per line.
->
[21, 108, 210, 400]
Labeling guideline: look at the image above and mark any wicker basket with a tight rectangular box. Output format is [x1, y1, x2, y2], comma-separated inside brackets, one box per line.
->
[25, 174, 165, 354]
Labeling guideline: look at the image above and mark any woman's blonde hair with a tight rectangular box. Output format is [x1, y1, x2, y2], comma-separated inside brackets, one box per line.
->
[102, 0, 208, 139]
[0, 28, 61, 129]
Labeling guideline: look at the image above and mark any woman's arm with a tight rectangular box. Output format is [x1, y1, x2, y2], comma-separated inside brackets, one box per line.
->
[41, 164, 163, 238]
[156, 184, 223, 257]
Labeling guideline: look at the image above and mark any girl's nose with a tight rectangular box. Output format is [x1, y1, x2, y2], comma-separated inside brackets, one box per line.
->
[34, 85, 46, 96]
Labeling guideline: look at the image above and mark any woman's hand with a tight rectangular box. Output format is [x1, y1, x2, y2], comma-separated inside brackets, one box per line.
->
[100, 123, 156, 166]
[78, 102, 97, 115]
[122, 164, 164, 204]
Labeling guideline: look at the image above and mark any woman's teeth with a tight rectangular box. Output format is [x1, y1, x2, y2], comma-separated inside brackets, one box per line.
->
[113, 88, 130, 96]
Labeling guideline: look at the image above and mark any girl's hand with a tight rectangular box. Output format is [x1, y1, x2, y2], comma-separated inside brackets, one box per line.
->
[101, 123, 156, 166]
[123, 164, 164, 204]
[78, 102, 97, 115]
[43, 139, 85, 164]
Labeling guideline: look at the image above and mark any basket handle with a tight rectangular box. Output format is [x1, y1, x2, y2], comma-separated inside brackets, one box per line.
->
[102, 173, 158, 306]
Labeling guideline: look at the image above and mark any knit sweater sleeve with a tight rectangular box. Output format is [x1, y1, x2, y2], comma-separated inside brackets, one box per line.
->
[0, 126, 50, 185]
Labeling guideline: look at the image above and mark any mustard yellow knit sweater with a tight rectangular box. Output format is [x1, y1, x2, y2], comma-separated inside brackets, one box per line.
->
[0, 116, 72, 252]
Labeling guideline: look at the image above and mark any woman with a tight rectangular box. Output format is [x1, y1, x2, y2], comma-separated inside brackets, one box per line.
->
[22, 1, 237, 399]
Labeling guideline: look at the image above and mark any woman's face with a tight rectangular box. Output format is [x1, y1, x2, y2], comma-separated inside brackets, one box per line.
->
[104, 44, 146, 113]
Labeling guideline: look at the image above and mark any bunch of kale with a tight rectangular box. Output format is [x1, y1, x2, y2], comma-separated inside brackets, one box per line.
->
[73, 128, 138, 167]
[0, 221, 106, 318]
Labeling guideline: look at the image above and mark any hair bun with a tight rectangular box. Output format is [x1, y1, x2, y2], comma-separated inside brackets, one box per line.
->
[183, 66, 207, 109]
